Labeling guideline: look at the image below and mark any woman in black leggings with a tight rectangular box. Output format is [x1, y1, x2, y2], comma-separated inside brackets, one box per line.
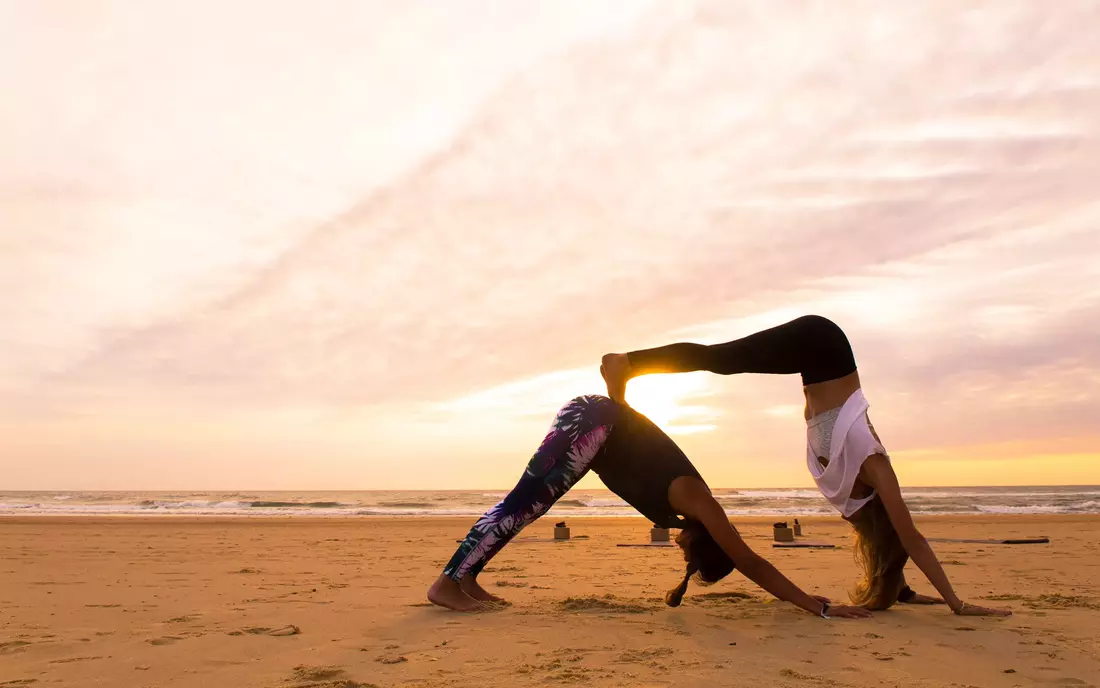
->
[601, 315, 1010, 617]
[428, 390, 871, 619]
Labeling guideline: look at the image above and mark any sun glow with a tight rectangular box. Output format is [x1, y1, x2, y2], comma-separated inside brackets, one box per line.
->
[624, 372, 716, 434]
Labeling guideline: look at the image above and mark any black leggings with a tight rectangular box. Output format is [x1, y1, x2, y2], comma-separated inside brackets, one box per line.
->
[626, 315, 857, 387]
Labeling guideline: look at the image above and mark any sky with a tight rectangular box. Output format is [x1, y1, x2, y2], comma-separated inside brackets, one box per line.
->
[2, 0, 1099, 490]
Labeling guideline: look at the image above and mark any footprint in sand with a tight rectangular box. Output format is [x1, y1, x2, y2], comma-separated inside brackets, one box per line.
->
[617, 647, 674, 666]
[779, 668, 817, 680]
[376, 654, 408, 665]
[48, 656, 104, 664]
[516, 659, 610, 682]
[556, 595, 655, 614]
[227, 625, 300, 637]
[697, 592, 756, 602]
[287, 665, 377, 688]
[291, 666, 344, 681]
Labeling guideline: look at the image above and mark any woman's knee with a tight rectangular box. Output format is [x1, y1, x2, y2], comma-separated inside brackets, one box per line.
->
[569, 394, 610, 405]
[794, 314, 846, 338]
[564, 394, 617, 418]
[796, 315, 852, 354]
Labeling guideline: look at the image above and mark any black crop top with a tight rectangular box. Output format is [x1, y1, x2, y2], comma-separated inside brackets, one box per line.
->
[590, 404, 704, 528]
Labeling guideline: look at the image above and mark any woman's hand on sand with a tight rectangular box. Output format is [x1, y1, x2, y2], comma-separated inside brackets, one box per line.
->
[808, 595, 871, 618]
[905, 592, 945, 605]
[954, 602, 1012, 617]
[805, 594, 871, 616]
[827, 604, 874, 619]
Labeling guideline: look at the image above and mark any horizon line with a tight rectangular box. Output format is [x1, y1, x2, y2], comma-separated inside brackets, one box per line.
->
[4, 483, 1099, 493]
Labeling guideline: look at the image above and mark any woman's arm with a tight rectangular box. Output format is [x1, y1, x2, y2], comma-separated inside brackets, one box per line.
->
[672, 480, 871, 619]
[860, 456, 1010, 617]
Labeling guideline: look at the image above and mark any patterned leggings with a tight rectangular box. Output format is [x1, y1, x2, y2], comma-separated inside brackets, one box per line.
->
[443, 395, 619, 581]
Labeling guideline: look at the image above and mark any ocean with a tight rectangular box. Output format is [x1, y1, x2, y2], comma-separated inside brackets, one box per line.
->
[1, 486, 1097, 517]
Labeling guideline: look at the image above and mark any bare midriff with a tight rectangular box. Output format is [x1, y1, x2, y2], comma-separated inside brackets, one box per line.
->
[802, 369, 862, 420]
[806, 369, 876, 503]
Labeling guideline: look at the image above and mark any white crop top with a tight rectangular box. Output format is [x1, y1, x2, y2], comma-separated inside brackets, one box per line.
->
[805, 389, 888, 518]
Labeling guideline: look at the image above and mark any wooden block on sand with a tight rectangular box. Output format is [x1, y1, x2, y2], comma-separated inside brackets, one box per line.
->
[773, 542, 836, 549]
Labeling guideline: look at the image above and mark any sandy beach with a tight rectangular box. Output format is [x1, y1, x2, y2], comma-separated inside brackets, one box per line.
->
[2, 515, 1098, 688]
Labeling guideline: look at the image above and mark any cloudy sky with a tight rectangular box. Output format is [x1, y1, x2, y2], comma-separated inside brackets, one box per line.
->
[2, 0, 1099, 490]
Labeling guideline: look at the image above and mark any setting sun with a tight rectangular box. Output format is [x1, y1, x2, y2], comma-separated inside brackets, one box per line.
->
[625, 372, 716, 435]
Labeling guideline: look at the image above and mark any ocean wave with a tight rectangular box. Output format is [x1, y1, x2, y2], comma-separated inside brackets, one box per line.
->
[722, 506, 834, 516]
[157, 500, 251, 509]
[731, 490, 823, 500]
[2, 503, 167, 513]
[248, 501, 344, 508]
[715, 497, 791, 506]
[354, 507, 511, 516]
[975, 505, 1070, 514]
[906, 490, 1100, 500]
[555, 499, 590, 508]
[3, 488, 1099, 517]
[578, 497, 630, 507]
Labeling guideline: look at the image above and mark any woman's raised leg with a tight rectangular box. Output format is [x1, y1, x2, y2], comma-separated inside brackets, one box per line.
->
[602, 315, 857, 402]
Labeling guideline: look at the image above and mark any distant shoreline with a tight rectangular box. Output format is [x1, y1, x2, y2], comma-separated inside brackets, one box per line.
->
[4, 484, 1098, 492]
[3, 485, 1097, 517]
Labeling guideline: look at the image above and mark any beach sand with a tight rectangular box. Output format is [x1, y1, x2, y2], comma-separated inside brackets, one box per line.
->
[1, 515, 1098, 688]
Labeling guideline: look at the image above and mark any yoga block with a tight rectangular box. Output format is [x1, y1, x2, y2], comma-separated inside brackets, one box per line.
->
[554, 526, 571, 540]
[651, 527, 670, 542]
[773, 526, 795, 542]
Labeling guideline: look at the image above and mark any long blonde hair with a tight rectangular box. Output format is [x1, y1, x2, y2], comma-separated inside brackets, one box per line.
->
[846, 495, 908, 609]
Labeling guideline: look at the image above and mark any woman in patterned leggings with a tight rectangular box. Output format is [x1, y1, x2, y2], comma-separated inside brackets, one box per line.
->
[427, 394, 871, 618]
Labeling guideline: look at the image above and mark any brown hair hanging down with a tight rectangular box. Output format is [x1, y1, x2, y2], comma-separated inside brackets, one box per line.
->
[665, 521, 736, 607]
[665, 562, 699, 607]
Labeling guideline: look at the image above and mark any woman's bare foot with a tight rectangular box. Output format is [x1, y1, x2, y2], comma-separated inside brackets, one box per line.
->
[601, 353, 632, 404]
[427, 574, 489, 612]
[461, 576, 509, 605]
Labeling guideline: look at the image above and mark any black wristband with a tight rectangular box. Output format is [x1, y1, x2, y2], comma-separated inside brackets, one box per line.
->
[819, 601, 831, 618]
[897, 585, 916, 603]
